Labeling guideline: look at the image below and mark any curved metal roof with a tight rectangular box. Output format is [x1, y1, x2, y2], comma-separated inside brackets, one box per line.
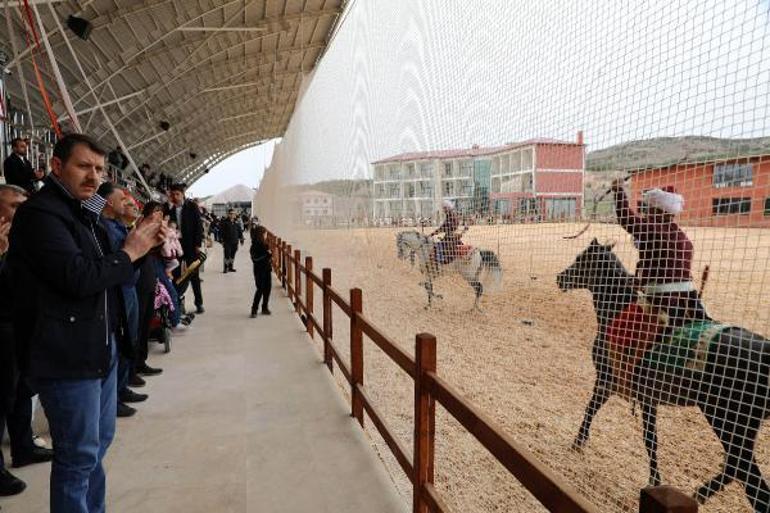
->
[1, 0, 345, 189]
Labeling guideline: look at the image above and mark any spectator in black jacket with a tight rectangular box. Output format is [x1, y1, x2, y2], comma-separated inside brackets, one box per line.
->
[3, 138, 36, 195]
[6, 134, 166, 513]
[165, 183, 205, 313]
[249, 225, 272, 317]
[0, 184, 54, 498]
[219, 209, 244, 273]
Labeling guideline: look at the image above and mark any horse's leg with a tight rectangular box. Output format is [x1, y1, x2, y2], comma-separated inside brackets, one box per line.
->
[702, 408, 770, 511]
[695, 403, 737, 503]
[641, 401, 662, 486]
[572, 377, 612, 450]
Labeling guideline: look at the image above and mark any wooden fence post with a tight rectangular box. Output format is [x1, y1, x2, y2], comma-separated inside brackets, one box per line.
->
[322, 268, 333, 372]
[639, 487, 698, 513]
[286, 244, 293, 299]
[413, 333, 437, 513]
[305, 256, 314, 337]
[294, 249, 301, 312]
[281, 241, 287, 290]
[350, 288, 364, 426]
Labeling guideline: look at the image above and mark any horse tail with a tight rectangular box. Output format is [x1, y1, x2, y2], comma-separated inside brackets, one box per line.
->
[479, 250, 503, 291]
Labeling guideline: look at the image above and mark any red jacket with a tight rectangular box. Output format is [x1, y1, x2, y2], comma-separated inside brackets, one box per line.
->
[614, 189, 693, 285]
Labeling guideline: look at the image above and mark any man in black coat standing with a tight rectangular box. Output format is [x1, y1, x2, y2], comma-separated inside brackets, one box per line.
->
[219, 209, 244, 273]
[165, 183, 205, 314]
[7, 133, 165, 513]
[3, 138, 36, 195]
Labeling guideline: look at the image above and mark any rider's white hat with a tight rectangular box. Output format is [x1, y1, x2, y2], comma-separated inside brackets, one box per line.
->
[642, 187, 684, 215]
[442, 199, 454, 209]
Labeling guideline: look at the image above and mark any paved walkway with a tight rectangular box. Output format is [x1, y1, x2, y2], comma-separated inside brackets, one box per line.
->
[1, 242, 406, 513]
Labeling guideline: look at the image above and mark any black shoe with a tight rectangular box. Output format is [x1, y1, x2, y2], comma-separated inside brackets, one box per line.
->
[11, 447, 54, 468]
[261, 307, 271, 315]
[0, 468, 26, 496]
[250, 309, 258, 318]
[117, 402, 137, 418]
[136, 363, 163, 376]
[119, 389, 148, 403]
[196, 306, 205, 314]
[230, 268, 237, 272]
[223, 269, 229, 274]
[129, 374, 146, 388]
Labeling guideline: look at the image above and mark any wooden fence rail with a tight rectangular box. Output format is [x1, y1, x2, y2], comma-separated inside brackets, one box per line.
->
[263, 231, 698, 513]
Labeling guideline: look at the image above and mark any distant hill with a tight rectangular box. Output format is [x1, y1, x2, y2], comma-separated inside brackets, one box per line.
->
[586, 135, 770, 171]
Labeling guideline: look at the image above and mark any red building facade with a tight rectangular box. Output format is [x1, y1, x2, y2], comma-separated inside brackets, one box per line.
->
[630, 155, 770, 228]
[488, 133, 585, 220]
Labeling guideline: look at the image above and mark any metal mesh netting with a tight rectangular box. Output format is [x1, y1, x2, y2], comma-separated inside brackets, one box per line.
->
[255, 1, 770, 512]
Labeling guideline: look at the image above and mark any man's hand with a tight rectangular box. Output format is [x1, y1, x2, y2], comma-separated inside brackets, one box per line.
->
[123, 212, 166, 262]
[0, 218, 10, 255]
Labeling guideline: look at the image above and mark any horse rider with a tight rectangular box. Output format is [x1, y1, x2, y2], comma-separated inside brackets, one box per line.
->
[611, 178, 709, 328]
[429, 199, 463, 265]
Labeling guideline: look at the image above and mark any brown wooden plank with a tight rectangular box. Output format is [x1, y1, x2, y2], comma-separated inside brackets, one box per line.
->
[639, 487, 698, 513]
[421, 483, 449, 513]
[357, 313, 416, 378]
[414, 333, 437, 513]
[328, 286, 352, 316]
[356, 383, 413, 480]
[350, 288, 364, 427]
[322, 268, 333, 372]
[329, 340, 352, 384]
[425, 372, 598, 513]
[309, 269, 324, 287]
[294, 249, 301, 312]
[309, 313, 323, 338]
[305, 256, 314, 337]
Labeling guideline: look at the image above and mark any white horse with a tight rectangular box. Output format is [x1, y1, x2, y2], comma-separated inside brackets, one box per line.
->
[396, 230, 503, 310]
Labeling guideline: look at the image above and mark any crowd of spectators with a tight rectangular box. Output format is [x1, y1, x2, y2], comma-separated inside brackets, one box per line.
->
[0, 134, 209, 512]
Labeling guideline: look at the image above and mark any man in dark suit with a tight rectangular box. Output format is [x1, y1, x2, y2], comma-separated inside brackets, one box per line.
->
[165, 183, 205, 314]
[3, 138, 36, 195]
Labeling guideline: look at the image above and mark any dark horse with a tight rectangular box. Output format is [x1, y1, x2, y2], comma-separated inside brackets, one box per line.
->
[557, 239, 770, 511]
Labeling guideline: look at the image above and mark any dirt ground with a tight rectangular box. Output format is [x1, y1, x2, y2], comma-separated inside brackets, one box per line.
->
[282, 222, 770, 513]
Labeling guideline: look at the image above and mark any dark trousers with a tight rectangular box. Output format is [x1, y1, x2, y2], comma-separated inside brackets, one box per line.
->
[0, 378, 35, 469]
[223, 243, 238, 270]
[174, 254, 203, 307]
[252, 265, 271, 311]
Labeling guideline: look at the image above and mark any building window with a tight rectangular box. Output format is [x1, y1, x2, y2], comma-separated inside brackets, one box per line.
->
[420, 162, 433, 178]
[406, 163, 416, 179]
[443, 162, 453, 178]
[459, 160, 474, 178]
[521, 148, 533, 170]
[713, 197, 751, 215]
[713, 163, 753, 188]
[764, 198, 770, 216]
[443, 181, 453, 196]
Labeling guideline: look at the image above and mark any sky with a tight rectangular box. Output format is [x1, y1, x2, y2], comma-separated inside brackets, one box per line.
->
[257, 0, 770, 188]
[188, 140, 275, 198]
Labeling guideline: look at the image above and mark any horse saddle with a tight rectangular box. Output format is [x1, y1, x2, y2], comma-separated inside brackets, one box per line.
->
[605, 303, 663, 399]
[456, 244, 473, 259]
[606, 303, 730, 399]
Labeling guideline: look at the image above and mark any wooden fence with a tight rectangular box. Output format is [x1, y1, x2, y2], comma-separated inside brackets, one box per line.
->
[266, 230, 698, 513]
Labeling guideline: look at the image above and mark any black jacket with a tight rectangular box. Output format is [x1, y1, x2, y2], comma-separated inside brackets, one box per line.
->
[3, 153, 35, 194]
[250, 239, 271, 268]
[165, 200, 203, 256]
[7, 177, 135, 379]
[220, 218, 243, 246]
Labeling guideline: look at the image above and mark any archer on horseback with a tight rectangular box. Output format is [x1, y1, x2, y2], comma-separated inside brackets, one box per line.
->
[611, 178, 709, 328]
[428, 199, 465, 269]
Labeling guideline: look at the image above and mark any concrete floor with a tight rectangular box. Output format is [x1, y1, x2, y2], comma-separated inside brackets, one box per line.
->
[1, 243, 406, 513]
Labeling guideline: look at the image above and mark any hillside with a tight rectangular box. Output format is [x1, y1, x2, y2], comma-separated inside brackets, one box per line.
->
[585, 135, 770, 171]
